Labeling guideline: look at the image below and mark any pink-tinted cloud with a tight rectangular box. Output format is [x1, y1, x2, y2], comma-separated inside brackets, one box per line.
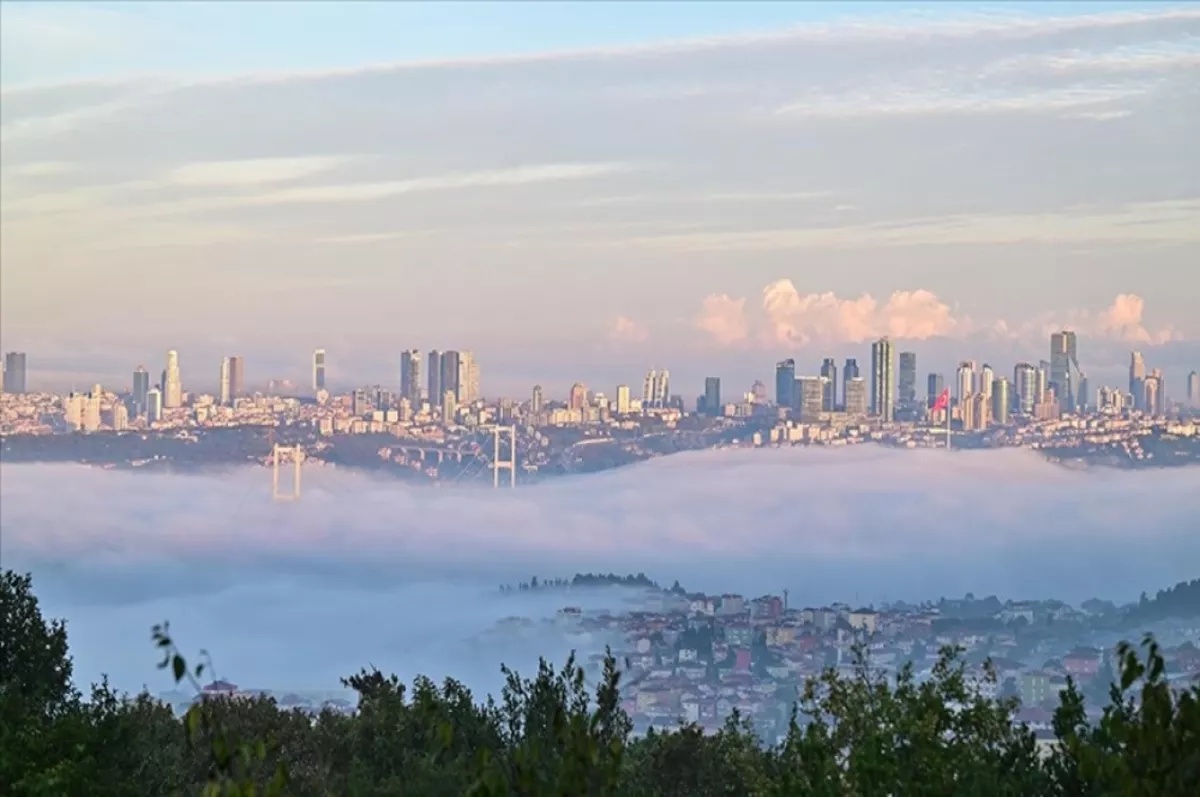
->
[694, 293, 749, 346]
[608, 315, 649, 344]
[697, 280, 1184, 349]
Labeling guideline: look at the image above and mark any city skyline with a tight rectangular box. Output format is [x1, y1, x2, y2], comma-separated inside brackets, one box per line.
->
[2, 2, 1197, 382]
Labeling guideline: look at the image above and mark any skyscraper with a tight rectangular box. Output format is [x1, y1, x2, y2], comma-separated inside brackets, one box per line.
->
[955, 361, 975, 405]
[132, 366, 150, 417]
[1188, 370, 1199, 408]
[843, 358, 860, 408]
[1129, 351, 1146, 410]
[457, 351, 480, 403]
[797, 376, 825, 421]
[1050, 330, 1078, 409]
[531, 384, 544, 414]
[898, 352, 917, 408]
[870, 337, 895, 421]
[228, 356, 244, 400]
[615, 384, 630, 414]
[427, 350, 443, 405]
[312, 349, 327, 392]
[927, 373, 945, 408]
[219, 357, 231, 405]
[147, 388, 163, 422]
[440, 351, 461, 404]
[163, 350, 182, 408]
[3, 352, 27, 394]
[400, 350, 422, 406]
[775, 359, 795, 410]
[820, 358, 838, 411]
[980, 364, 994, 403]
[845, 377, 868, 416]
[704, 377, 721, 415]
[991, 378, 1010, 425]
[1013, 363, 1037, 414]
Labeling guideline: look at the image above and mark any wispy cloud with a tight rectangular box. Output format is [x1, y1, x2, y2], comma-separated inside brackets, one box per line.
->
[165, 156, 360, 188]
[608, 315, 649, 344]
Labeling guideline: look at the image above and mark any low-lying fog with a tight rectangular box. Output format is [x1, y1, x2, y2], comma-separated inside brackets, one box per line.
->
[2, 447, 1198, 696]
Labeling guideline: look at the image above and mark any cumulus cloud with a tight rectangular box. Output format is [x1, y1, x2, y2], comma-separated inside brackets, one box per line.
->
[698, 281, 1184, 349]
[694, 294, 749, 346]
[2, 449, 1198, 694]
[694, 280, 960, 347]
[608, 315, 648, 344]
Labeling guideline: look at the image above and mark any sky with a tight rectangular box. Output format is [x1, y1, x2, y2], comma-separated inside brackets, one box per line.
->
[1, 1, 1198, 396]
[4, 446, 1198, 693]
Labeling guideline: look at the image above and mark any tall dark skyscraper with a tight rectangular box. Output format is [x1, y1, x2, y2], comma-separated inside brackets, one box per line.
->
[818, 358, 838, 411]
[312, 349, 326, 391]
[704, 376, 721, 415]
[843, 358, 860, 409]
[898, 351, 917, 407]
[228, 356, 245, 399]
[427, 350, 443, 405]
[400, 349, 422, 405]
[927, 373, 945, 407]
[440, 350, 461, 403]
[3, 351, 27, 394]
[775, 359, 795, 410]
[870, 337, 895, 421]
[132, 366, 150, 416]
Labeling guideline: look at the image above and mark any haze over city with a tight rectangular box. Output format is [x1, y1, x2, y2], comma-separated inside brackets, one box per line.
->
[2, 1, 1198, 394]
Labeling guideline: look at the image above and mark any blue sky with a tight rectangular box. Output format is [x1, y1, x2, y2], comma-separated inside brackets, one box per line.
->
[1, 0, 1182, 87]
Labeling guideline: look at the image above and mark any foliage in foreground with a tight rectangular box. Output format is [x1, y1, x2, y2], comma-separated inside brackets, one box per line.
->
[3, 569, 1199, 796]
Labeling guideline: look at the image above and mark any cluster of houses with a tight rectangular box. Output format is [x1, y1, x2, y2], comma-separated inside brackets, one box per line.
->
[563, 590, 1200, 744]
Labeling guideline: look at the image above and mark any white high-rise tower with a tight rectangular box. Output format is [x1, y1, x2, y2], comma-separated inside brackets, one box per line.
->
[163, 350, 183, 408]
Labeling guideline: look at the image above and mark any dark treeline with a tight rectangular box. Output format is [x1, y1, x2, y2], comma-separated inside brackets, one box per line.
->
[499, 572, 664, 594]
[4, 569, 1199, 796]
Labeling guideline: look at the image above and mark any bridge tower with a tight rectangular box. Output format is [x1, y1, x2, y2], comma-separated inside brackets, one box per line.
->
[272, 443, 303, 501]
[490, 425, 517, 489]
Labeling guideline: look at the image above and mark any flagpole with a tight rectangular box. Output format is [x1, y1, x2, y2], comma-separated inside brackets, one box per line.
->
[946, 400, 951, 450]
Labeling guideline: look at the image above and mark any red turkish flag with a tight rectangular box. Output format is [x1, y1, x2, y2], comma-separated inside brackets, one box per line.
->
[931, 387, 950, 412]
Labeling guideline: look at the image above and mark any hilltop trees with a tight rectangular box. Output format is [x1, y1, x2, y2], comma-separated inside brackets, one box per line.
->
[4, 567, 1200, 796]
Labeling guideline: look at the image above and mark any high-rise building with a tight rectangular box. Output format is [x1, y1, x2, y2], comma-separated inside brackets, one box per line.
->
[1013, 363, 1037, 414]
[219, 357, 232, 405]
[132, 366, 150, 417]
[457, 351, 480, 404]
[845, 377, 868, 416]
[312, 349, 327, 392]
[820, 358, 838, 411]
[1189, 371, 1200, 408]
[3, 352, 27, 394]
[641, 369, 669, 407]
[163, 350, 182, 408]
[704, 377, 721, 415]
[440, 351, 461, 403]
[926, 373, 945, 408]
[870, 338, 895, 421]
[1129, 351, 1146, 411]
[980, 364, 994, 403]
[797, 376, 825, 421]
[1144, 370, 1163, 415]
[531, 384, 544, 415]
[775, 359, 796, 410]
[568, 383, 588, 410]
[147, 388, 163, 422]
[427, 350, 442, 405]
[1050, 330, 1078, 409]
[615, 384, 630, 415]
[64, 392, 84, 429]
[991, 378, 1010, 426]
[400, 350, 422, 406]
[441, 388, 458, 423]
[898, 352, 917, 408]
[228, 356, 244, 400]
[111, 402, 129, 432]
[843, 358, 860, 407]
[955, 361, 975, 406]
[1036, 364, 1049, 406]
[83, 386, 102, 432]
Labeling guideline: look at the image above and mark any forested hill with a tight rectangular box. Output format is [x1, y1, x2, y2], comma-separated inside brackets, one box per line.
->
[4, 568, 1199, 796]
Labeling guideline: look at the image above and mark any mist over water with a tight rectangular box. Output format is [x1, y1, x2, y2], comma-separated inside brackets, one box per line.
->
[2, 447, 1198, 695]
